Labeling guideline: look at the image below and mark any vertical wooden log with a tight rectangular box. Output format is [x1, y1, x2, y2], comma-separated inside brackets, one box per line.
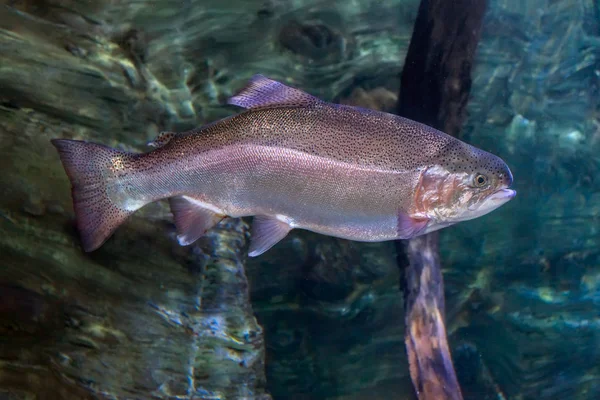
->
[396, 1, 488, 399]
[398, 0, 488, 138]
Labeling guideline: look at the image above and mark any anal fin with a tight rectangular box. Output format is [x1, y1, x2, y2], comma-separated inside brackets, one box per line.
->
[248, 215, 292, 257]
[169, 196, 225, 246]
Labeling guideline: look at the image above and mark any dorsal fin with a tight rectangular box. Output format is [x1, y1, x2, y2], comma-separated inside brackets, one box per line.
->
[228, 75, 319, 110]
[147, 131, 176, 148]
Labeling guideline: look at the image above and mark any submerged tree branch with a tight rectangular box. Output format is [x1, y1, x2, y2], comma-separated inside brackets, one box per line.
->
[396, 0, 488, 399]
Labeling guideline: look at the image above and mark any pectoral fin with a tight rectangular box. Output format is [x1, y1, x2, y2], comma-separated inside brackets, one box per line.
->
[248, 215, 292, 257]
[397, 212, 429, 239]
[169, 196, 225, 246]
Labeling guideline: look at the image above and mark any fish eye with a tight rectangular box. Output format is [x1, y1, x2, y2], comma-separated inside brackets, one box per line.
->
[473, 173, 488, 187]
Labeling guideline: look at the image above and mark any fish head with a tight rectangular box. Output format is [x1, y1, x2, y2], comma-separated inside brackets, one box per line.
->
[413, 142, 516, 228]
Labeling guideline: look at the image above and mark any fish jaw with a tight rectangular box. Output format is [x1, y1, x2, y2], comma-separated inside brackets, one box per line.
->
[416, 188, 515, 235]
[469, 188, 515, 213]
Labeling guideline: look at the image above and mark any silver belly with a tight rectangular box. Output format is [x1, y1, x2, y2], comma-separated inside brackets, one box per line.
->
[148, 145, 416, 242]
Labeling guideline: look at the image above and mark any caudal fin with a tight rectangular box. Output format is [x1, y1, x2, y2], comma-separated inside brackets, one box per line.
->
[51, 139, 135, 252]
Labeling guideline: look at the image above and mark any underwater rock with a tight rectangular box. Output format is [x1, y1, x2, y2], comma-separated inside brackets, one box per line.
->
[339, 87, 398, 113]
[278, 19, 352, 64]
[0, 5, 271, 400]
[0, 107, 271, 399]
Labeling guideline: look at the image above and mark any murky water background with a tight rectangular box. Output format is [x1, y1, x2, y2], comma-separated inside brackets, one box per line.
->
[1, 0, 599, 399]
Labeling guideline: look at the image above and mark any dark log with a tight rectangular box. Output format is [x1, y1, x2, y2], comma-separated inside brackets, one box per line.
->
[396, 1, 488, 399]
[398, 0, 487, 138]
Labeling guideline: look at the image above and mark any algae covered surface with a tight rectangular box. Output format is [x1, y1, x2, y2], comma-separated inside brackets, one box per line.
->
[1, 0, 600, 399]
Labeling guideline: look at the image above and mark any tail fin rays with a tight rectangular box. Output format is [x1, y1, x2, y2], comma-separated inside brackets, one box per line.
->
[51, 139, 134, 252]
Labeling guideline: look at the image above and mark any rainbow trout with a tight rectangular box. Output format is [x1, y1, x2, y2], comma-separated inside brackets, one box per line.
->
[52, 75, 515, 256]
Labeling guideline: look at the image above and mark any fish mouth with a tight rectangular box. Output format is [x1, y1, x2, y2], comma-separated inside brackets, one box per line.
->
[488, 188, 517, 203]
[467, 188, 516, 212]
